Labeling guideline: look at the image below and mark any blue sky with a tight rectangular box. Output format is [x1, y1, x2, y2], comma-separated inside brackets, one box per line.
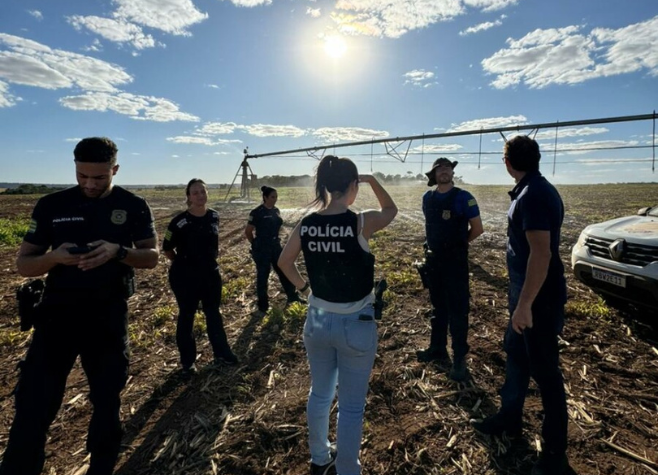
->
[1, 0, 657, 186]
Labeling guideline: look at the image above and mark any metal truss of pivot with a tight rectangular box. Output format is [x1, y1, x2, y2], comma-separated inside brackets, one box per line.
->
[243, 112, 657, 174]
[224, 148, 258, 202]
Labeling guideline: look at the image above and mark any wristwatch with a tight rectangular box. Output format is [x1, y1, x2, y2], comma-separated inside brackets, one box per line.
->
[115, 245, 128, 261]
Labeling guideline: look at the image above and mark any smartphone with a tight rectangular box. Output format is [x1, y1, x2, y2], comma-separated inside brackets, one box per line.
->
[67, 245, 97, 254]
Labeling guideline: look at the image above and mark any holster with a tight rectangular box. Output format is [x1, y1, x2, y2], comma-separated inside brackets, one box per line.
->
[16, 279, 45, 331]
[121, 273, 135, 299]
[373, 279, 388, 320]
[415, 260, 432, 289]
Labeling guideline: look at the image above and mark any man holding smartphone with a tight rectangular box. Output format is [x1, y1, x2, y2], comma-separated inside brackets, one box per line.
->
[0, 137, 159, 475]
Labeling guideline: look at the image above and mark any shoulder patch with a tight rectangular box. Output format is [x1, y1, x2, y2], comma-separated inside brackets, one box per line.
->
[248, 215, 254, 222]
[164, 229, 172, 241]
[28, 219, 37, 234]
[467, 199, 477, 207]
[176, 218, 187, 228]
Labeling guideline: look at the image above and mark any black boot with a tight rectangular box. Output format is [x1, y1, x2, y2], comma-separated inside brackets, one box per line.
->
[416, 345, 450, 364]
[531, 450, 571, 475]
[471, 412, 523, 437]
[449, 356, 468, 381]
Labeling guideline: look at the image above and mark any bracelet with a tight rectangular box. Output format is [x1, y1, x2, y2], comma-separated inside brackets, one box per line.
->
[299, 281, 310, 293]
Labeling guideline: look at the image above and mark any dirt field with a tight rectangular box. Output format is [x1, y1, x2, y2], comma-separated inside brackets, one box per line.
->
[0, 183, 657, 475]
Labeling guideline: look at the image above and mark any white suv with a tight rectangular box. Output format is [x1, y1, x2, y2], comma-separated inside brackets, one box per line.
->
[571, 206, 658, 310]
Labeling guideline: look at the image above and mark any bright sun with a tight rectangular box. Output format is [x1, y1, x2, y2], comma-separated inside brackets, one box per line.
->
[323, 35, 347, 59]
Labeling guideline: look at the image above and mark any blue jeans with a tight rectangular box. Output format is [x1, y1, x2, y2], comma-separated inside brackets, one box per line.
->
[500, 280, 568, 453]
[303, 305, 377, 475]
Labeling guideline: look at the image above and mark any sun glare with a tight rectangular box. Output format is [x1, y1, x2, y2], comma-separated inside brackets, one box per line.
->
[323, 35, 347, 59]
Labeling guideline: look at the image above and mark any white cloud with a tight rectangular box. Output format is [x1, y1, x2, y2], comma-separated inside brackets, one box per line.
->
[167, 135, 242, 145]
[27, 10, 43, 21]
[59, 92, 200, 122]
[463, 0, 518, 12]
[206, 84, 220, 89]
[312, 126, 388, 142]
[197, 122, 239, 135]
[411, 143, 463, 153]
[307, 7, 321, 18]
[332, 0, 464, 38]
[195, 121, 388, 141]
[241, 124, 307, 138]
[448, 115, 528, 132]
[113, 0, 208, 36]
[82, 38, 104, 53]
[225, 0, 273, 6]
[482, 15, 658, 89]
[0, 34, 132, 92]
[459, 19, 502, 36]
[0, 34, 198, 122]
[533, 126, 608, 140]
[403, 69, 437, 87]
[0, 80, 20, 107]
[68, 15, 158, 50]
[332, 0, 517, 38]
[167, 136, 218, 145]
[552, 139, 640, 155]
[573, 157, 646, 166]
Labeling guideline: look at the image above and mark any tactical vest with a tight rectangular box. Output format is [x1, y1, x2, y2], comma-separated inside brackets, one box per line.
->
[300, 211, 374, 303]
[424, 187, 469, 255]
[252, 205, 282, 246]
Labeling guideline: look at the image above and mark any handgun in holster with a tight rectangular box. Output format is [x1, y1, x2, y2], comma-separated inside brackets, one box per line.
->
[415, 246, 435, 289]
[373, 279, 388, 320]
[16, 279, 45, 331]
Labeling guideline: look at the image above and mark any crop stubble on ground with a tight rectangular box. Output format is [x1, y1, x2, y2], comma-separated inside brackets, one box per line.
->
[0, 183, 656, 475]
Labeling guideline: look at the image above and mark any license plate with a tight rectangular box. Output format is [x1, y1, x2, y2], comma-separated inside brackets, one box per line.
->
[592, 268, 626, 288]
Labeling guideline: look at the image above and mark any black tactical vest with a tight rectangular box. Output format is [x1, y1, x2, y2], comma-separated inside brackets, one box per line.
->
[424, 187, 468, 255]
[300, 211, 374, 303]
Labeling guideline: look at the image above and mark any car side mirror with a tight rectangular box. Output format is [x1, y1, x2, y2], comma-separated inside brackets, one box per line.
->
[637, 207, 649, 216]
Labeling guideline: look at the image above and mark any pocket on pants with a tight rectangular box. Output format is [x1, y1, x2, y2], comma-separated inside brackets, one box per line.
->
[344, 319, 377, 353]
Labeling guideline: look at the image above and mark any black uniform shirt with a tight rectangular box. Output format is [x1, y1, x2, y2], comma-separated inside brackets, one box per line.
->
[24, 185, 155, 292]
[247, 204, 282, 244]
[163, 209, 219, 269]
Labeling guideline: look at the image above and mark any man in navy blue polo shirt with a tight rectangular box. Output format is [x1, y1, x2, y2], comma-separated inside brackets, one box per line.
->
[471, 136, 570, 475]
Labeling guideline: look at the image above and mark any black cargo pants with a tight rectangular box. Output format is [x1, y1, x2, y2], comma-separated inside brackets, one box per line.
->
[426, 249, 471, 358]
[0, 297, 129, 475]
[252, 240, 297, 313]
[169, 264, 232, 367]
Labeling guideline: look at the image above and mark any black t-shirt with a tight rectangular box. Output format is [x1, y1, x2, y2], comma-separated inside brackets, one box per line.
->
[247, 204, 283, 245]
[163, 209, 219, 269]
[24, 185, 155, 292]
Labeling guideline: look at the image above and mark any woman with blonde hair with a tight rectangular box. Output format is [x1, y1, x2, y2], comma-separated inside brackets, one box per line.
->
[163, 179, 237, 373]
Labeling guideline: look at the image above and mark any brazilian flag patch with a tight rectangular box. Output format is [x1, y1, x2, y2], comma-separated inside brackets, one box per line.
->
[164, 230, 172, 241]
[27, 219, 37, 234]
[468, 199, 477, 207]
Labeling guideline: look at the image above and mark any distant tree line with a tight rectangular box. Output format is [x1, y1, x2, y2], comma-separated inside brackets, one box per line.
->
[1, 184, 66, 195]
[255, 172, 464, 187]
